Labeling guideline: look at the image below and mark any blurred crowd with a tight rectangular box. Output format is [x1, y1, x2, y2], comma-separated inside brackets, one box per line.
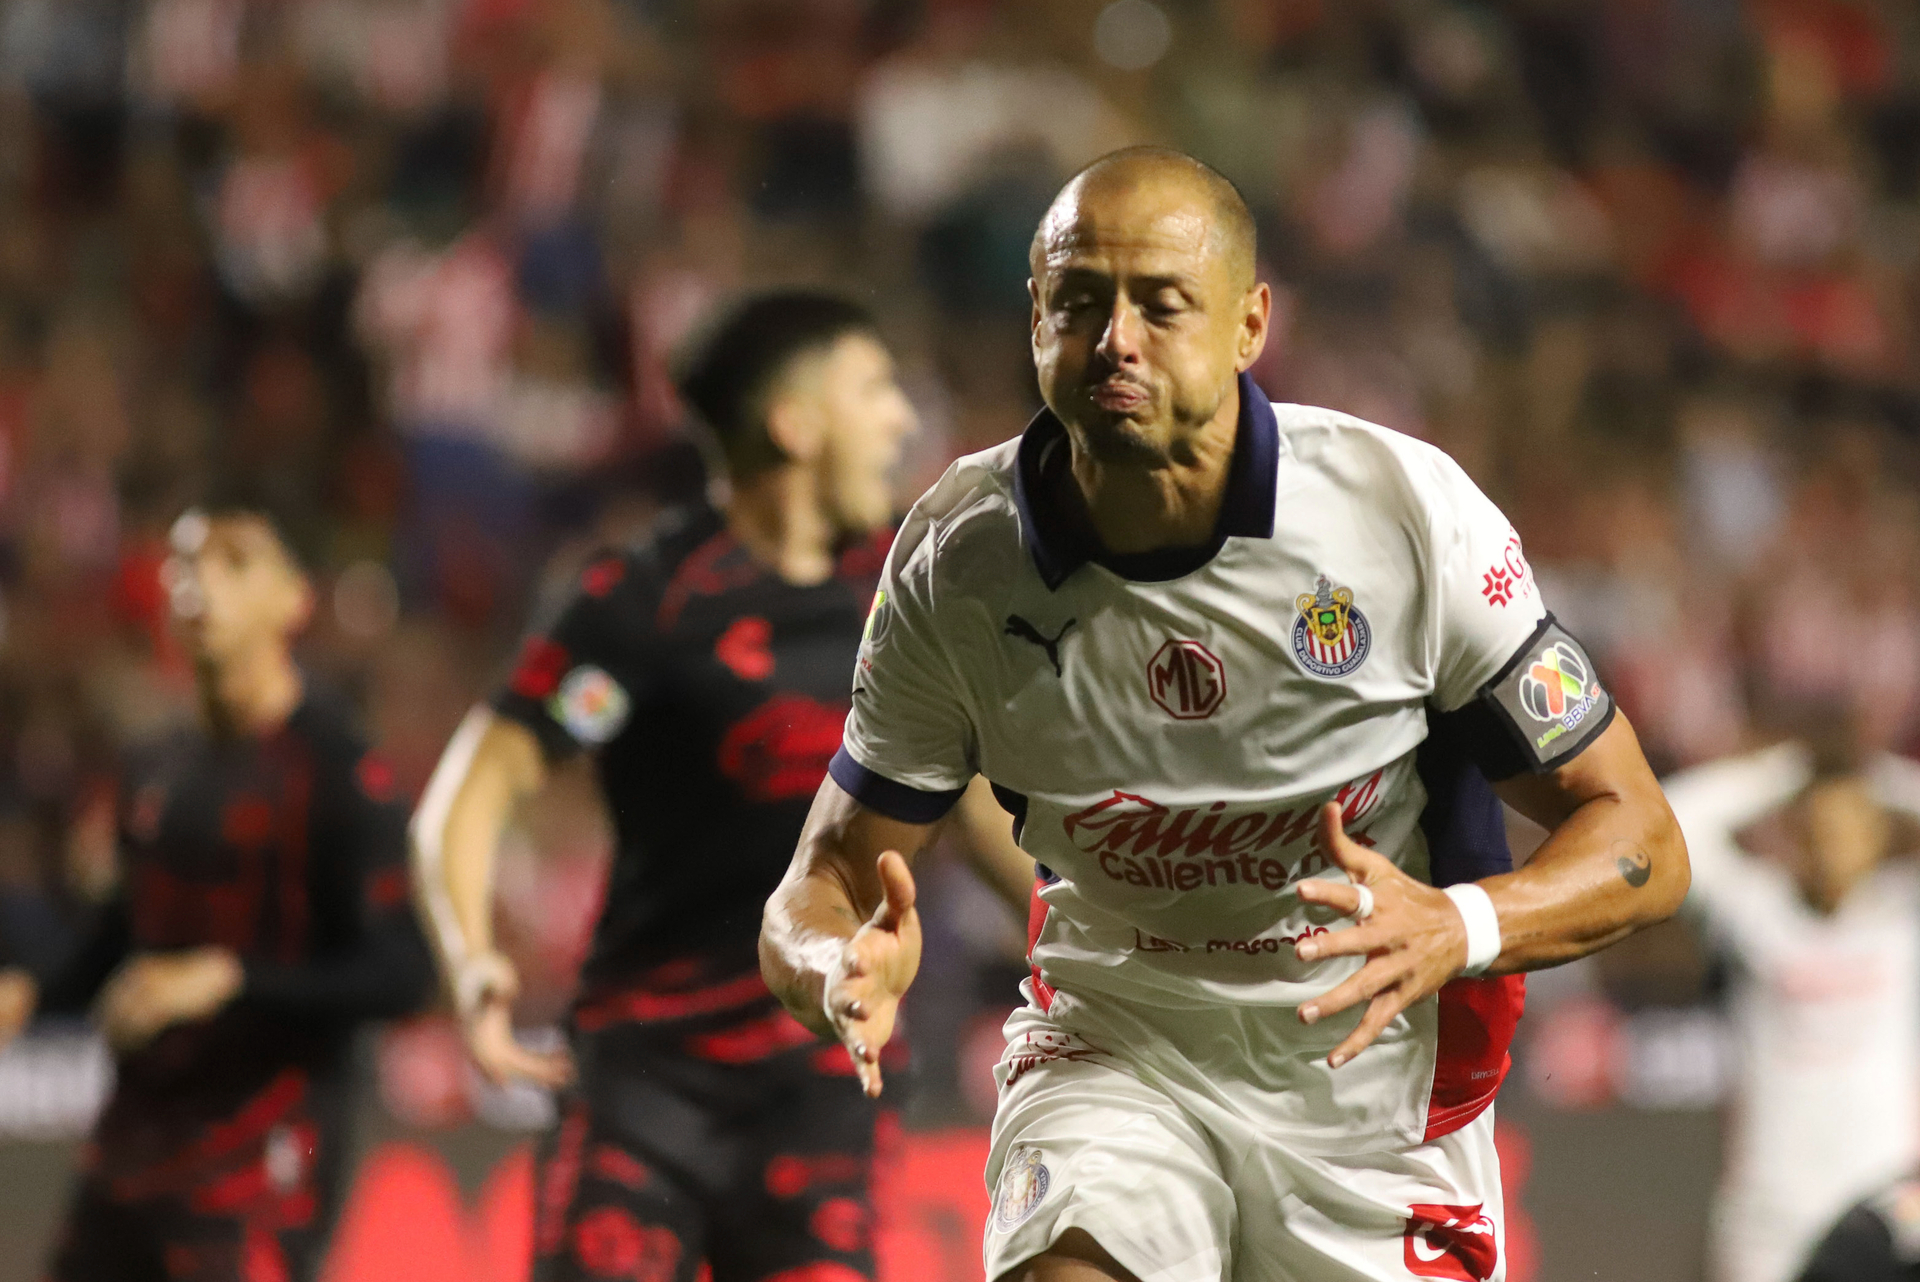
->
[0, 0, 1915, 1128]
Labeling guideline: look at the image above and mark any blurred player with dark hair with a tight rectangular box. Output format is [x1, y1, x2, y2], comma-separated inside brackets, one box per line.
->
[0, 494, 433, 1282]
[1666, 725, 1920, 1282]
[411, 290, 1028, 1282]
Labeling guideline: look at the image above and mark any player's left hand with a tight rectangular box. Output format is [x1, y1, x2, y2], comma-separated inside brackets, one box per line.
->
[97, 947, 245, 1053]
[1292, 803, 1471, 1069]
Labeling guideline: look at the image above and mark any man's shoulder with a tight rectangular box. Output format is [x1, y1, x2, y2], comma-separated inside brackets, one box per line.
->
[915, 436, 1021, 526]
[618, 503, 725, 589]
[537, 505, 722, 628]
[1268, 400, 1481, 513]
[890, 438, 1024, 586]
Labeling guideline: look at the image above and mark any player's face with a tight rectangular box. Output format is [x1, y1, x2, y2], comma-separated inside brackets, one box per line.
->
[165, 513, 313, 665]
[810, 333, 918, 532]
[1029, 183, 1268, 465]
[1797, 777, 1892, 913]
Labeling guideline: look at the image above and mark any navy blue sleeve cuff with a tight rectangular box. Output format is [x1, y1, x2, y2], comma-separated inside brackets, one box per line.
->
[828, 746, 965, 824]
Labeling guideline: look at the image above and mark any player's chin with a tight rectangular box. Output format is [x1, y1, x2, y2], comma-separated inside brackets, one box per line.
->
[1074, 408, 1167, 462]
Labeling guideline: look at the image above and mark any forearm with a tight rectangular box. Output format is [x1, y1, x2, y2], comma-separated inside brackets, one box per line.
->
[1484, 761, 1687, 972]
[409, 709, 545, 981]
[242, 921, 434, 1020]
[761, 778, 935, 1037]
[761, 862, 867, 1038]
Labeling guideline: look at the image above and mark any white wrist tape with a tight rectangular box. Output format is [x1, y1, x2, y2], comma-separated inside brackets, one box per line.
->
[1442, 883, 1502, 977]
[453, 951, 516, 1019]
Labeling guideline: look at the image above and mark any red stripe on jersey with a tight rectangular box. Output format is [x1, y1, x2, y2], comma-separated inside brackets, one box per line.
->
[1424, 974, 1525, 1141]
[1026, 879, 1056, 1013]
[572, 971, 773, 1030]
[508, 636, 570, 698]
[684, 1009, 818, 1063]
[111, 1069, 309, 1200]
[655, 531, 762, 631]
[535, 1097, 591, 1256]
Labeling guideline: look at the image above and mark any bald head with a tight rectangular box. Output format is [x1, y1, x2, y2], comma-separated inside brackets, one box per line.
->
[1030, 147, 1257, 290]
[1025, 144, 1271, 468]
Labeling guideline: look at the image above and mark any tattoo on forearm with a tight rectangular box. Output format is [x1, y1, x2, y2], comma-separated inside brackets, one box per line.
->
[1613, 840, 1652, 888]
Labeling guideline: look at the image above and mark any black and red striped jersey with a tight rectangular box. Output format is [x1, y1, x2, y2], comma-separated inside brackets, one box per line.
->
[491, 504, 889, 1007]
[44, 690, 431, 1172]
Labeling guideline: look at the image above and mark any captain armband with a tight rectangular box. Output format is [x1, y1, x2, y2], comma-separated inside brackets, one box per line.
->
[1451, 614, 1615, 781]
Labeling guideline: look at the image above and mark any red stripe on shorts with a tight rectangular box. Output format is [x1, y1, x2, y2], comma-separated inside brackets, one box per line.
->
[1424, 974, 1525, 1141]
[1025, 879, 1056, 1013]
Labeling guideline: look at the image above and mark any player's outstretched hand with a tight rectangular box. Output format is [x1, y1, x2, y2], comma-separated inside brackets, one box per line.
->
[461, 968, 575, 1089]
[826, 851, 921, 1099]
[1292, 803, 1471, 1069]
[97, 947, 243, 1053]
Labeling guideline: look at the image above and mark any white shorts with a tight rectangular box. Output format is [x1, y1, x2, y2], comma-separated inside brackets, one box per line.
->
[982, 1011, 1507, 1282]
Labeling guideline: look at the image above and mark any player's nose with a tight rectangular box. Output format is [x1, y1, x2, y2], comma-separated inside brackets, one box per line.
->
[1096, 298, 1145, 364]
[891, 385, 919, 441]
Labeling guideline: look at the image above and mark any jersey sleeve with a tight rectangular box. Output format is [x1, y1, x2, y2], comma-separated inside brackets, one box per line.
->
[35, 897, 130, 1014]
[491, 552, 650, 759]
[1418, 449, 1615, 778]
[831, 508, 976, 823]
[1424, 452, 1549, 710]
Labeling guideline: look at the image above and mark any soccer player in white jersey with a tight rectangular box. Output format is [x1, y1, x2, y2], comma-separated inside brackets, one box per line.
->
[760, 147, 1689, 1282]
[1664, 733, 1920, 1282]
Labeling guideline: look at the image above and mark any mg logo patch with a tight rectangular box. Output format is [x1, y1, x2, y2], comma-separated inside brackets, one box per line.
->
[1147, 639, 1226, 719]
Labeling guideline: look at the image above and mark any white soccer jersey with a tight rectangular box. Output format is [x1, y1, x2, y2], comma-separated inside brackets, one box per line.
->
[1664, 746, 1920, 1282]
[834, 374, 1612, 1145]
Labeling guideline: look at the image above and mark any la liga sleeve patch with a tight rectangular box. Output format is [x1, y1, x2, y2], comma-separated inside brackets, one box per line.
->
[1477, 614, 1614, 774]
[549, 664, 633, 745]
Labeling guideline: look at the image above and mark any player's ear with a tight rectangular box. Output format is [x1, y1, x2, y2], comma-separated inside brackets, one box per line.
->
[1235, 280, 1271, 372]
[764, 395, 824, 463]
[286, 573, 317, 637]
[1029, 277, 1044, 342]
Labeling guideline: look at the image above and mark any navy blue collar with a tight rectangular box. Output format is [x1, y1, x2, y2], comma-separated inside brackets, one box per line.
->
[1013, 371, 1278, 590]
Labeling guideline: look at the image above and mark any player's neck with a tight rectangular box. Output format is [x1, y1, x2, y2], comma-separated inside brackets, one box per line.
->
[726, 466, 836, 586]
[198, 643, 304, 739]
[1067, 382, 1238, 555]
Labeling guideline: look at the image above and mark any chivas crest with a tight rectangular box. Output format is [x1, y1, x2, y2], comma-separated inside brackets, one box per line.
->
[1292, 575, 1372, 678]
[1297, 576, 1354, 645]
[993, 1145, 1052, 1229]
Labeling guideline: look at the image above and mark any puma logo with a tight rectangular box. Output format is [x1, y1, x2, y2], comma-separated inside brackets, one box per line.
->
[1004, 615, 1076, 676]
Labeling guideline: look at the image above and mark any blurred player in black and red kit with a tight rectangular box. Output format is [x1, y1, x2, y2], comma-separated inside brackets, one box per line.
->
[410, 292, 1028, 1282]
[0, 494, 433, 1282]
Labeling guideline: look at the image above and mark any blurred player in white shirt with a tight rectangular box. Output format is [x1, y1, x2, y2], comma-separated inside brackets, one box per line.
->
[759, 147, 1688, 1282]
[1665, 730, 1920, 1282]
